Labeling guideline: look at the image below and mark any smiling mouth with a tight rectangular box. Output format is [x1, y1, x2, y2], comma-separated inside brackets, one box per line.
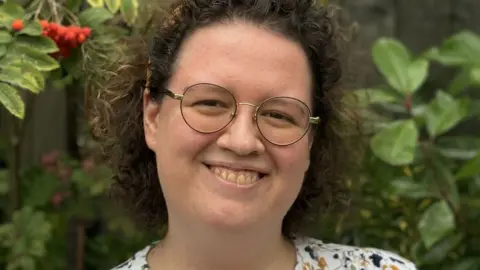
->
[205, 165, 266, 186]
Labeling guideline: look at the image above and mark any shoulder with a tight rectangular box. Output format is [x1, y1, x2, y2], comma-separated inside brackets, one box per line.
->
[293, 236, 417, 270]
[110, 243, 154, 270]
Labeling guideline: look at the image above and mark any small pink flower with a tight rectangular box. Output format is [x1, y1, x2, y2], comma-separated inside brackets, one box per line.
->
[40, 150, 60, 167]
[82, 158, 95, 173]
[51, 192, 64, 207]
[58, 166, 72, 183]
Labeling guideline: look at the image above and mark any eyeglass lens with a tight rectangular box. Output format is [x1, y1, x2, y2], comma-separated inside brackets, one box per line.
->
[180, 83, 312, 145]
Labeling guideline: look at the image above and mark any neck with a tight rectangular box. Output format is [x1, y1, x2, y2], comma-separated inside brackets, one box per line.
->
[148, 219, 296, 270]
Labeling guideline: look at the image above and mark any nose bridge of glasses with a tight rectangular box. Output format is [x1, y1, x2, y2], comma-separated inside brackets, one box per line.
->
[237, 102, 257, 108]
[236, 102, 259, 119]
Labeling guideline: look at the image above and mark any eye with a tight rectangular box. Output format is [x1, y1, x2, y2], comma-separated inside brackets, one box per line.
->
[263, 111, 295, 123]
[193, 99, 228, 108]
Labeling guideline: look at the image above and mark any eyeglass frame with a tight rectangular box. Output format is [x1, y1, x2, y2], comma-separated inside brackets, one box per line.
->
[145, 82, 320, 146]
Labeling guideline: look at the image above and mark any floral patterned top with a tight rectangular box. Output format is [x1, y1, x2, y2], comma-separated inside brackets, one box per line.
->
[112, 236, 417, 270]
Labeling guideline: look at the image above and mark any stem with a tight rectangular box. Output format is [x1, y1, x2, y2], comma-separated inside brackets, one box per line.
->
[62, 8, 80, 25]
[46, 0, 60, 23]
[404, 93, 413, 116]
[34, 0, 45, 20]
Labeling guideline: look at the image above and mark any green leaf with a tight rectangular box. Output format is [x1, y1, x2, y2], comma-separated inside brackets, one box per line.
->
[0, 2, 25, 20]
[372, 38, 411, 93]
[390, 177, 436, 199]
[437, 136, 480, 150]
[28, 69, 46, 90]
[448, 259, 480, 270]
[468, 98, 480, 117]
[15, 35, 59, 53]
[435, 136, 480, 160]
[421, 232, 464, 265]
[18, 20, 42, 36]
[0, 82, 24, 119]
[437, 147, 478, 160]
[0, 30, 13, 43]
[425, 91, 466, 137]
[448, 68, 473, 95]
[0, 67, 42, 93]
[0, 45, 6, 57]
[353, 88, 400, 105]
[105, 0, 122, 13]
[23, 173, 61, 208]
[87, 0, 105, 8]
[428, 31, 480, 66]
[120, 0, 139, 25]
[4, 44, 60, 71]
[465, 198, 480, 209]
[425, 47, 467, 66]
[65, 0, 84, 13]
[470, 67, 480, 85]
[456, 152, 480, 179]
[370, 119, 419, 166]
[417, 200, 456, 249]
[428, 157, 461, 211]
[0, 223, 13, 244]
[407, 59, 429, 93]
[78, 7, 114, 27]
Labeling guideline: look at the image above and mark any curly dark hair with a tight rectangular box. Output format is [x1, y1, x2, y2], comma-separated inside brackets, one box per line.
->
[90, 0, 363, 237]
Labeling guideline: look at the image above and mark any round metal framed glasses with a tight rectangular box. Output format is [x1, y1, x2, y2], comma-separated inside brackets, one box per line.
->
[155, 83, 320, 146]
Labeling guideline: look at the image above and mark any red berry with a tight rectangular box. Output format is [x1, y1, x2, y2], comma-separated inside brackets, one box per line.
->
[11, 19, 24, 31]
[40, 20, 49, 29]
[77, 33, 86, 44]
[65, 31, 75, 41]
[57, 25, 66, 36]
[53, 34, 61, 43]
[49, 23, 58, 32]
[81, 27, 91, 37]
[70, 26, 81, 33]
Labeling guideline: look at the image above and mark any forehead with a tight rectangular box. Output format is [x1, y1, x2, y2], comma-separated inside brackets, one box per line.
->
[169, 21, 313, 106]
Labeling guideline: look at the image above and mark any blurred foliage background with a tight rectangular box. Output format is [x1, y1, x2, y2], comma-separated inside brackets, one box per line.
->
[0, 0, 479, 269]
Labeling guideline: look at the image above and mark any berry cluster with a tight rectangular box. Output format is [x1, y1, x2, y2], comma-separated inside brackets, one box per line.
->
[40, 20, 92, 58]
[10, 19, 92, 59]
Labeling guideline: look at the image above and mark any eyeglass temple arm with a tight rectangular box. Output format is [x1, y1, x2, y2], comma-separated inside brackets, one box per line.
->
[309, 117, 320, 125]
[158, 89, 183, 100]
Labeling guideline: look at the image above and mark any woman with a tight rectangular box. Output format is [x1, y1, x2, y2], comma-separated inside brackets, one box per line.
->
[91, 0, 417, 269]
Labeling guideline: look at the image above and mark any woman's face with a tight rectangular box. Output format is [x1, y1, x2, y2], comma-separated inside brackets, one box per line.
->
[144, 21, 313, 232]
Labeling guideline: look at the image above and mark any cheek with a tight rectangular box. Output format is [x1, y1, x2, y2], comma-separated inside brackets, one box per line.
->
[154, 106, 213, 175]
[272, 142, 310, 177]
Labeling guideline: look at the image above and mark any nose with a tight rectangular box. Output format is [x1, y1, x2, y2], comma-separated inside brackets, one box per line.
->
[216, 104, 265, 156]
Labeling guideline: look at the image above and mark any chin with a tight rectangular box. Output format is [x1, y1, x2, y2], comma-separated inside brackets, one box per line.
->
[195, 197, 264, 231]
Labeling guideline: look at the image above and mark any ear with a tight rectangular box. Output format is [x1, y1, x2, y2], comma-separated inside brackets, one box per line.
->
[143, 90, 160, 151]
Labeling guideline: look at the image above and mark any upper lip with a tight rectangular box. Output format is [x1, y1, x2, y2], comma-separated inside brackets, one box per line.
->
[204, 161, 270, 175]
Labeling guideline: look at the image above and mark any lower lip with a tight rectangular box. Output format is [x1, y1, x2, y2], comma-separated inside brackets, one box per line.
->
[204, 164, 264, 189]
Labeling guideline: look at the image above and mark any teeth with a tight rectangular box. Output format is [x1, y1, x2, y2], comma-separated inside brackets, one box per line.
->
[211, 166, 261, 185]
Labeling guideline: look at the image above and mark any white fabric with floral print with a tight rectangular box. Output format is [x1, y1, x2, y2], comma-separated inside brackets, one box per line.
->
[112, 237, 417, 270]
